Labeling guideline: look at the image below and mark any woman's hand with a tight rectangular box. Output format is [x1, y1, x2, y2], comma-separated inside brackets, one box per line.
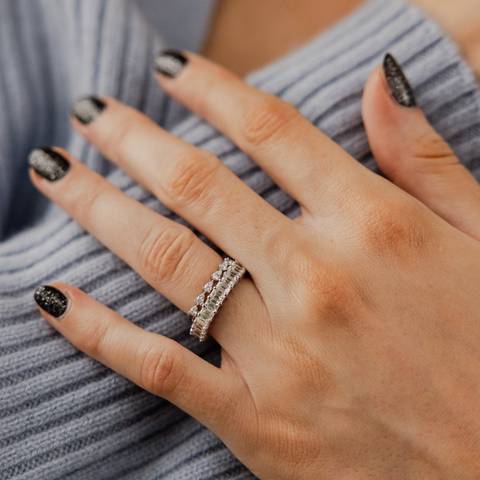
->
[29, 52, 480, 479]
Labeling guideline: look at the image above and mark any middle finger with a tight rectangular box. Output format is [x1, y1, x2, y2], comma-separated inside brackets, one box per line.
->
[71, 97, 291, 272]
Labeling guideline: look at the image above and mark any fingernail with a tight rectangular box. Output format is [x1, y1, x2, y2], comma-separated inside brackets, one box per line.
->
[154, 50, 188, 78]
[71, 96, 107, 124]
[34, 285, 68, 318]
[383, 53, 417, 108]
[28, 147, 70, 182]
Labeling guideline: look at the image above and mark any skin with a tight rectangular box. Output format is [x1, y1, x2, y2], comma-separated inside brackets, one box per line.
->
[203, 0, 480, 77]
[202, 0, 366, 76]
[31, 53, 480, 478]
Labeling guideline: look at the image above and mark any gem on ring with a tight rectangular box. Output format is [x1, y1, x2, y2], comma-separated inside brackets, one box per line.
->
[212, 270, 223, 281]
[203, 281, 214, 293]
[189, 258, 246, 341]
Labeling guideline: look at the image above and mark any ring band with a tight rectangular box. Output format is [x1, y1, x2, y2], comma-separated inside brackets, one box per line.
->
[189, 258, 246, 341]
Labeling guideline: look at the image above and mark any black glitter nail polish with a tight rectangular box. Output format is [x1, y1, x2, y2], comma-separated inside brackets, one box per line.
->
[28, 147, 70, 182]
[71, 96, 106, 124]
[153, 50, 188, 78]
[383, 53, 417, 108]
[34, 285, 68, 318]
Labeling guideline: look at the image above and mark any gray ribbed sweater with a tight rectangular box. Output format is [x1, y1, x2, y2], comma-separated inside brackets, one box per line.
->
[1, 0, 480, 478]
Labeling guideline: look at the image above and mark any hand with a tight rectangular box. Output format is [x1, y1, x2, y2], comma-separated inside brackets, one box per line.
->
[29, 52, 480, 479]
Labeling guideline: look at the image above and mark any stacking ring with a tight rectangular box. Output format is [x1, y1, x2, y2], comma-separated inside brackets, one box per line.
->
[189, 258, 246, 341]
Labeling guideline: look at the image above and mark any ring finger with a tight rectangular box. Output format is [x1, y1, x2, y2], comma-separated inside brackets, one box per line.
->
[28, 148, 264, 345]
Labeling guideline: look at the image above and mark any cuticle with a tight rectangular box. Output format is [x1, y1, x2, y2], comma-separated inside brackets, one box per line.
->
[56, 290, 73, 320]
[72, 96, 107, 125]
[383, 53, 417, 109]
[34, 284, 70, 319]
[28, 148, 71, 182]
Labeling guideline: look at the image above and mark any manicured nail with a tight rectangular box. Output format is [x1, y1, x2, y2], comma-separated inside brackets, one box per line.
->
[34, 285, 68, 318]
[383, 53, 417, 108]
[28, 147, 70, 182]
[71, 96, 107, 124]
[154, 50, 188, 78]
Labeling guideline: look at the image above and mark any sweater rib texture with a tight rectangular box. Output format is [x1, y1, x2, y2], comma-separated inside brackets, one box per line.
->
[0, 0, 479, 478]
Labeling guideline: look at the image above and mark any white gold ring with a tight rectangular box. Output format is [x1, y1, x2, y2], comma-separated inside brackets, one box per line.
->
[189, 258, 246, 341]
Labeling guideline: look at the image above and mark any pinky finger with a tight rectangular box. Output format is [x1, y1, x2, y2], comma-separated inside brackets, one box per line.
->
[33, 283, 241, 433]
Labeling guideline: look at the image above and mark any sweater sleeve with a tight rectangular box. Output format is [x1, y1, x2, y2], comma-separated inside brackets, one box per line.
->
[0, 1, 479, 479]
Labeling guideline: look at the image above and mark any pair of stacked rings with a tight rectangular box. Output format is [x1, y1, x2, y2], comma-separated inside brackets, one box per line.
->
[189, 258, 246, 341]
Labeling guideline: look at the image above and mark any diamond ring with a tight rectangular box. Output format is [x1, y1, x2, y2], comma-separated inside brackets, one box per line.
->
[189, 258, 246, 341]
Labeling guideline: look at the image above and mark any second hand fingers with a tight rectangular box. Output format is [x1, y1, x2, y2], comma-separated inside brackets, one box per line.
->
[28, 147, 224, 318]
[70, 97, 290, 274]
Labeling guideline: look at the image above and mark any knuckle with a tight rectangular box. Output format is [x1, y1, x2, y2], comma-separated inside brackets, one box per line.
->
[276, 244, 361, 319]
[164, 150, 219, 208]
[139, 343, 181, 397]
[298, 262, 359, 318]
[78, 313, 113, 358]
[72, 176, 109, 223]
[355, 196, 430, 257]
[239, 97, 299, 147]
[411, 131, 456, 163]
[139, 225, 197, 287]
[194, 69, 239, 118]
[107, 113, 141, 166]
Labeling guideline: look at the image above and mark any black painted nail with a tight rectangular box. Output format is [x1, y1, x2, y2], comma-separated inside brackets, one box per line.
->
[34, 285, 68, 318]
[383, 53, 417, 108]
[28, 147, 70, 182]
[71, 96, 107, 124]
[154, 50, 188, 78]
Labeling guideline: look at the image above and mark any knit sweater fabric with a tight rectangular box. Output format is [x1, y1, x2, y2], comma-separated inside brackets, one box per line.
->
[1, 0, 479, 478]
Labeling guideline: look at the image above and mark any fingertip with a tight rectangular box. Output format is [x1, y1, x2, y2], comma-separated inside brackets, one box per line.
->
[49, 282, 86, 304]
[153, 50, 195, 101]
[363, 65, 402, 177]
[27, 146, 74, 186]
[70, 95, 109, 128]
[50, 146, 75, 161]
[363, 64, 418, 135]
[28, 166, 41, 185]
[363, 65, 388, 118]
[153, 51, 239, 103]
[34, 283, 76, 321]
[28, 147, 84, 194]
[362, 61, 434, 179]
[153, 49, 191, 81]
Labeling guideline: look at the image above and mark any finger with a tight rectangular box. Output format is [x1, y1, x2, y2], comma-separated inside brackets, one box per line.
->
[70, 96, 291, 270]
[34, 283, 243, 434]
[153, 51, 367, 215]
[30, 148, 266, 348]
[362, 55, 480, 241]
[28, 147, 225, 318]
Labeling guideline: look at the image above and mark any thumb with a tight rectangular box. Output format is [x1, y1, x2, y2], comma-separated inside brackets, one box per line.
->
[363, 53, 480, 241]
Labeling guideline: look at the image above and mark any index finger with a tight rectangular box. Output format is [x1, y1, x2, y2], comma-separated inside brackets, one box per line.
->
[154, 51, 367, 215]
